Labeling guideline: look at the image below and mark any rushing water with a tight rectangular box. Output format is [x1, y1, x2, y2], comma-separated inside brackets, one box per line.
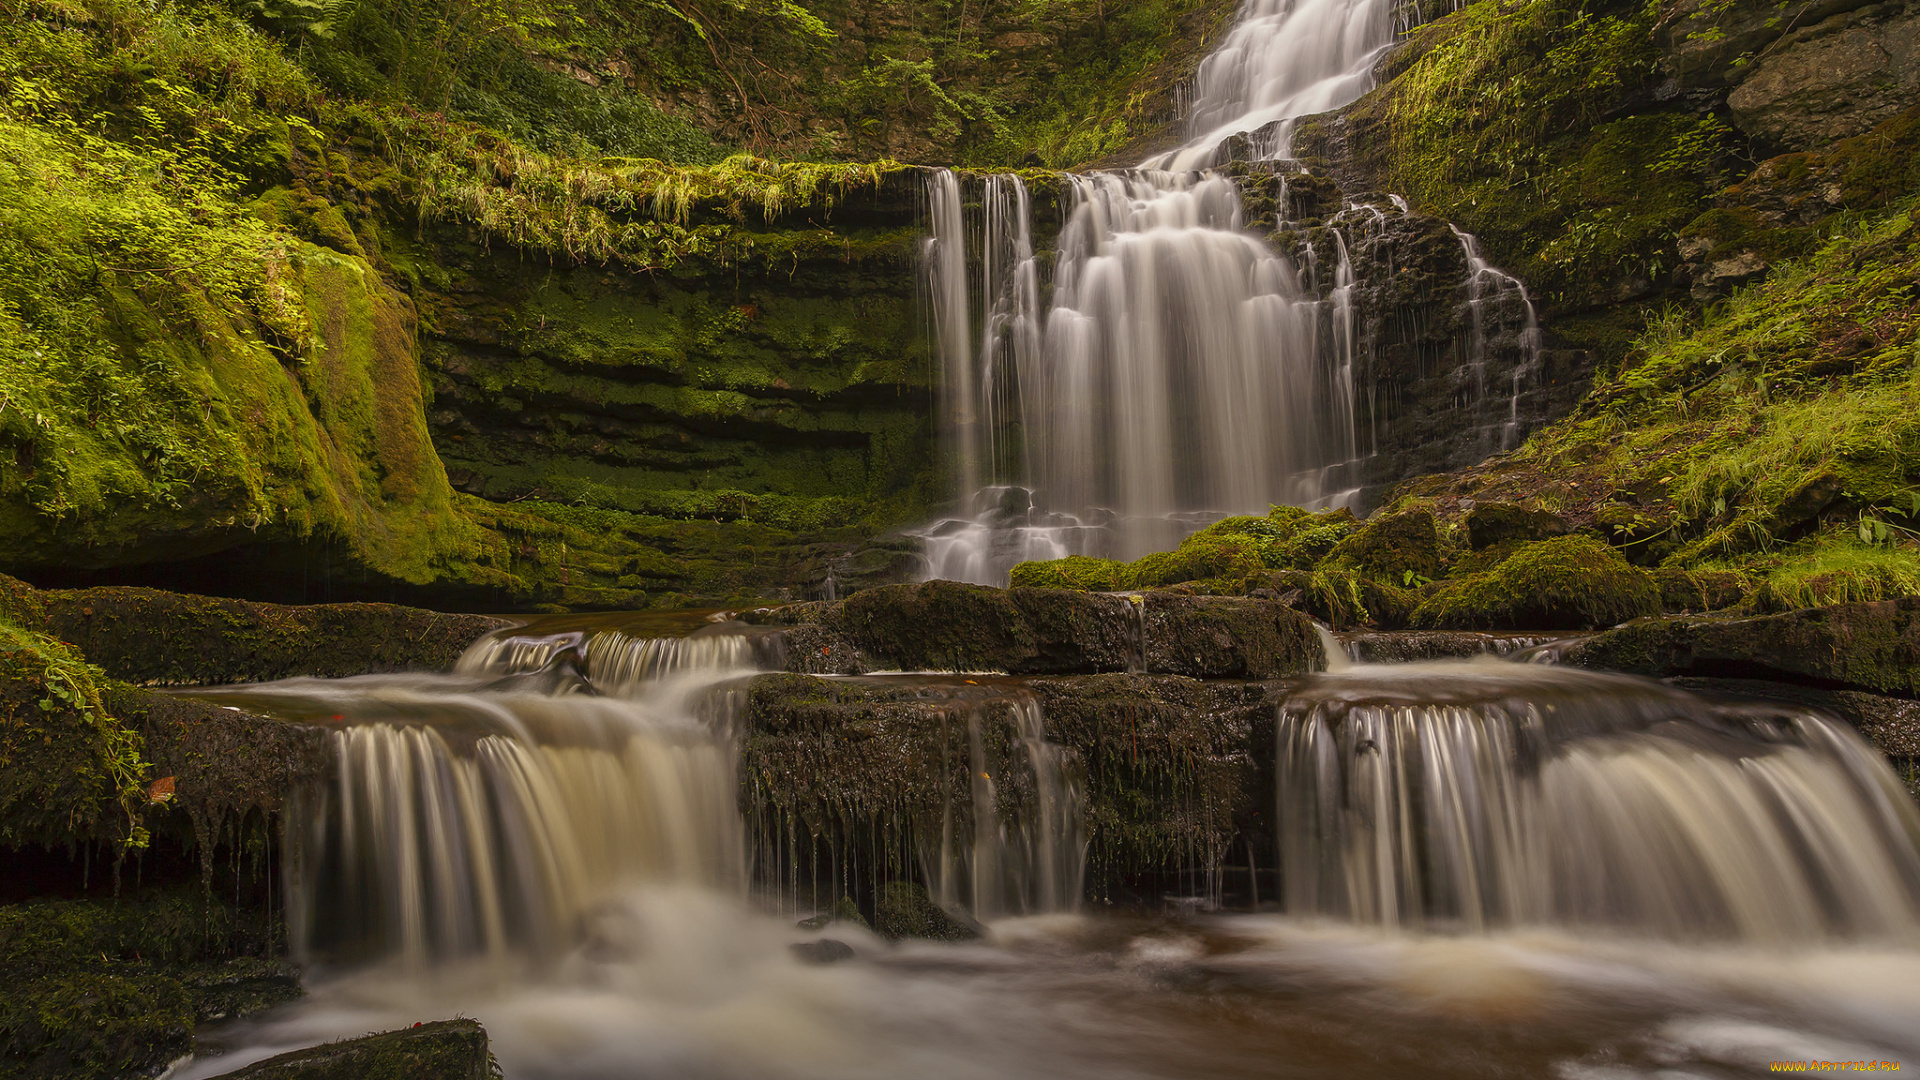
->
[916, 168, 1362, 583]
[177, 618, 1920, 1080]
[1148, 0, 1400, 169]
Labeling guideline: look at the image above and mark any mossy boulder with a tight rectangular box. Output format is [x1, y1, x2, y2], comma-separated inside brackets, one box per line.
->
[0, 892, 297, 1080]
[1651, 568, 1751, 613]
[1008, 556, 1129, 591]
[1325, 509, 1442, 581]
[208, 1019, 497, 1079]
[0, 620, 146, 851]
[1265, 568, 1420, 631]
[756, 582, 1322, 678]
[1412, 536, 1660, 631]
[1464, 503, 1571, 550]
[873, 883, 978, 941]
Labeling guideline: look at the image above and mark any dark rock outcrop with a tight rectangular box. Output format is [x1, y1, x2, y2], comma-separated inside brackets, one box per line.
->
[1560, 597, 1920, 697]
[750, 581, 1324, 677]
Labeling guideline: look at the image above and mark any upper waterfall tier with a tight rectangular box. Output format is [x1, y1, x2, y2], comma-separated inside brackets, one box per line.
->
[1146, 0, 1399, 169]
[918, 169, 1361, 585]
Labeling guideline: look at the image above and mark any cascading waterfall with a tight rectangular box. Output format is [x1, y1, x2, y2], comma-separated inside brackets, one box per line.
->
[214, 621, 1088, 974]
[1276, 660, 1920, 941]
[1454, 225, 1543, 452]
[1148, 0, 1400, 169]
[918, 169, 1363, 582]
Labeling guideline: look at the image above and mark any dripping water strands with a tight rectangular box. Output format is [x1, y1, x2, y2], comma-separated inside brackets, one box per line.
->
[1453, 225, 1543, 452]
[1274, 659, 1920, 942]
[925, 688, 1087, 923]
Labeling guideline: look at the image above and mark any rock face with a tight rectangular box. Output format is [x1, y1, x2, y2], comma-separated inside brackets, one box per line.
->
[1723, 1, 1920, 151]
[751, 581, 1325, 678]
[740, 671, 1279, 906]
[207, 1019, 498, 1080]
[1560, 598, 1920, 696]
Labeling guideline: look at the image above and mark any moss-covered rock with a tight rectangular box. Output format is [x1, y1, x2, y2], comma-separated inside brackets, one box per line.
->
[30, 584, 509, 687]
[1651, 567, 1751, 613]
[0, 892, 298, 1080]
[1412, 535, 1660, 630]
[1561, 596, 1920, 697]
[1008, 556, 1130, 591]
[1325, 509, 1442, 581]
[740, 671, 1275, 910]
[873, 882, 978, 942]
[1464, 503, 1571, 550]
[0, 621, 148, 852]
[208, 1019, 497, 1079]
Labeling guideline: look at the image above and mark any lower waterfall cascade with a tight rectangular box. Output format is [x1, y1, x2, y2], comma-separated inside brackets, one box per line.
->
[174, 618, 1920, 1080]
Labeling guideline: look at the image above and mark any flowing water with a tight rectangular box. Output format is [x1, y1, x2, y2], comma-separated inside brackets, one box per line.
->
[175, 621, 1920, 1080]
[915, 168, 1362, 583]
[915, 0, 1432, 584]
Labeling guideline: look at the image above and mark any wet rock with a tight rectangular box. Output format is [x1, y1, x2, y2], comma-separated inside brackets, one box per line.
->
[1463, 503, 1571, 549]
[756, 582, 1321, 678]
[2, 575, 510, 686]
[1560, 597, 1920, 697]
[1338, 630, 1575, 663]
[740, 672, 1277, 907]
[789, 938, 856, 964]
[1666, 676, 1920, 756]
[205, 1018, 498, 1079]
[874, 882, 978, 941]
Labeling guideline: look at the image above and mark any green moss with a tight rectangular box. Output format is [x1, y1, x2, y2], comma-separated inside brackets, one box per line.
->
[0, 617, 149, 853]
[1412, 535, 1659, 630]
[0, 890, 296, 1080]
[1324, 509, 1441, 582]
[1750, 534, 1920, 613]
[1464, 503, 1571, 549]
[1009, 556, 1129, 591]
[1650, 567, 1750, 613]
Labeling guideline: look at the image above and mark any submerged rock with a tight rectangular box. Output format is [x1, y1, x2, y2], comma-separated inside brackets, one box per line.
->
[205, 1018, 498, 1079]
[789, 938, 857, 964]
[874, 882, 978, 941]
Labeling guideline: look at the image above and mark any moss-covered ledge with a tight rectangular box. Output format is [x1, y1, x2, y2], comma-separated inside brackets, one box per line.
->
[1560, 597, 1920, 697]
[2, 574, 509, 687]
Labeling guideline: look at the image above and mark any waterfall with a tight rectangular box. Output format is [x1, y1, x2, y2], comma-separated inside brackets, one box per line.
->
[1453, 225, 1543, 452]
[1276, 661, 1920, 942]
[917, 169, 1361, 583]
[924, 695, 1086, 922]
[1148, 0, 1399, 169]
[206, 622, 1089, 971]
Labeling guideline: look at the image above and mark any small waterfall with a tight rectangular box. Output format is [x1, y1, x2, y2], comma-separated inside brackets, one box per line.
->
[282, 688, 747, 968]
[925, 694, 1086, 922]
[1276, 661, 1920, 942]
[1453, 225, 1542, 452]
[1148, 0, 1399, 169]
[917, 169, 1361, 583]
